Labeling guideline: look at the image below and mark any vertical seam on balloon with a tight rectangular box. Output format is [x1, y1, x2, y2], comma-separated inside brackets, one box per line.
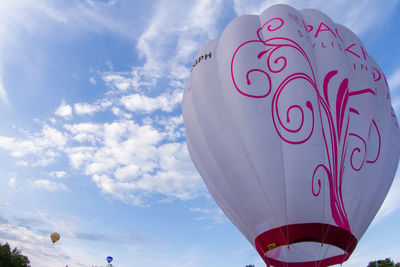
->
[211, 41, 258, 241]
[334, 25, 359, 244]
[187, 43, 254, 241]
[337, 36, 362, 237]
[216, 36, 282, 241]
[300, 11, 329, 252]
[313, 13, 329, 251]
[257, 14, 291, 248]
[339, 36, 377, 237]
[351, 80, 388, 233]
[339, 25, 363, 245]
[228, 15, 289, 250]
[252, 18, 288, 247]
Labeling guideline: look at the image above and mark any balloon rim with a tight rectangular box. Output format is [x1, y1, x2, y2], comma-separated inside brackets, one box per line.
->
[255, 223, 357, 266]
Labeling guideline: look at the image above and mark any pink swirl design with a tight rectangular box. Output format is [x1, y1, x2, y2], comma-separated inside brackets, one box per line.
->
[348, 133, 366, 171]
[257, 18, 285, 41]
[231, 17, 382, 232]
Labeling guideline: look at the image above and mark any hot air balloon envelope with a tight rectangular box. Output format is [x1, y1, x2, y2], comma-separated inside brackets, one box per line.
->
[50, 232, 60, 244]
[106, 256, 113, 263]
[183, 3, 400, 266]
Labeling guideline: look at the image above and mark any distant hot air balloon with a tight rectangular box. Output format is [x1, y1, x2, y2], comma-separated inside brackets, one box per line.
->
[50, 232, 60, 244]
[106, 256, 113, 263]
[183, 4, 400, 266]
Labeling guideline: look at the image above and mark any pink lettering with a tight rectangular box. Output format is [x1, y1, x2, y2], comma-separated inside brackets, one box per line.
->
[360, 46, 368, 60]
[371, 67, 381, 82]
[302, 20, 313, 32]
[345, 43, 360, 58]
[335, 28, 344, 43]
[314, 22, 337, 38]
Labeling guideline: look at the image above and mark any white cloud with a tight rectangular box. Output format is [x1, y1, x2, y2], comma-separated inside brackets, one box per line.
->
[1, 95, 201, 205]
[89, 77, 96, 85]
[54, 101, 73, 119]
[157, 115, 184, 141]
[8, 173, 18, 190]
[0, 77, 9, 105]
[0, 1, 68, 106]
[63, 118, 202, 204]
[85, 159, 117, 176]
[102, 67, 157, 92]
[0, 0, 153, 109]
[41, 125, 68, 148]
[0, 0, 149, 47]
[32, 179, 68, 192]
[0, 0, 214, 206]
[189, 206, 227, 224]
[0, 209, 107, 267]
[102, 73, 132, 91]
[33, 150, 61, 167]
[0, 136, 33, 157]
[66, 146, 95, 169]
[115, 165, 140, 181]
[121, 90, 182, 113]
[8, 177, 17, 187]
[175, 38, 199, 64]
[136, 0, 223, 76]
[93, 174, 136, 194]
[90, 142, 203, 205]
[0, 222, 66, 266]
[169, 64, 191, 81]
[0, 125, 66, 165]
[64, 122, 101, 143]
[65, 122, 101, 135]
[49, 171, 67, 179]
[76, 120, 161, 175]
[111, 106, 132, 119]
[390, 68, 400, 112]
[74, 102, 100, 116]
[136, 142, 203, 200]
[392, 97, 400, 114]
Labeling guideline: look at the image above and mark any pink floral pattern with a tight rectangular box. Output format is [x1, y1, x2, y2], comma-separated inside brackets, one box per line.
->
[231, 17, 382, 231]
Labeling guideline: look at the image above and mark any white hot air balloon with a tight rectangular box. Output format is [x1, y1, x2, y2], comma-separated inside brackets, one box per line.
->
[183, 4, 400, 267]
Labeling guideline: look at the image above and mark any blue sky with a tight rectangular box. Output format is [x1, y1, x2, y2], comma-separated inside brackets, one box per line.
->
[0, 0, 399, 266]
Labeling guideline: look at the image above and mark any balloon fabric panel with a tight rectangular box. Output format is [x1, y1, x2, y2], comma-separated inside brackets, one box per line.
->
[183, 4, 400, 266]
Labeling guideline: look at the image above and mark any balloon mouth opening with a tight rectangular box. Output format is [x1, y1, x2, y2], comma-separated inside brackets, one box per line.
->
[255, 223, 357, 267]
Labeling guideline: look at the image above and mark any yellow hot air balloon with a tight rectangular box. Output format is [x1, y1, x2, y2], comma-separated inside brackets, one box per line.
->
[50, 232, 60, 244]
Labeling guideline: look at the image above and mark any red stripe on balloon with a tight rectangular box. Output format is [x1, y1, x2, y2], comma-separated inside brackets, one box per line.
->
[255, 223, 357, 266]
